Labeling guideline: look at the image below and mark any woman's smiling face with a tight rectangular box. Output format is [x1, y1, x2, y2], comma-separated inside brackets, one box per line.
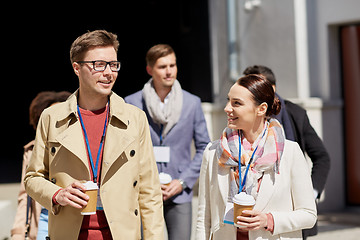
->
[224, 83, 259, 131]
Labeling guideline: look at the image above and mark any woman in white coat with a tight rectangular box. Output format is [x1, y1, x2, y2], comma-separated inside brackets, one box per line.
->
[196, 74, 317, 240]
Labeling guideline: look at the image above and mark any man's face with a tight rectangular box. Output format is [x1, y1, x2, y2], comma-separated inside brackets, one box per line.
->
[73, 46, 118, 98]
[147, 53, 177, 89]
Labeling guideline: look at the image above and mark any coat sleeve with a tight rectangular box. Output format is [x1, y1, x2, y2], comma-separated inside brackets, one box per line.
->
[285, 100, 330, 198]
[196, 144, 212, 240]
[11, 146, 32, 239]
[302, 112, 330, 197]
[179, 98, 210, 190]
[137, 111, 165, 240]
[24, 111, 62, 215]
[271, 143, 317, 235]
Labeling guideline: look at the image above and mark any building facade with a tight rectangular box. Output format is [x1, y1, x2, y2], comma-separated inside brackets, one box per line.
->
[204, 0, 360, 212]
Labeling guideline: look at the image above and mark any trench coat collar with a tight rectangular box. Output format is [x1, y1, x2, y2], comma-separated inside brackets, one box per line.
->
[57, 89, 129, 128]
[55, 90, 133, 183]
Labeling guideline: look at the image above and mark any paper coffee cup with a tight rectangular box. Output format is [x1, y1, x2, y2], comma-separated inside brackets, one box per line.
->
[81, 181, 99, 215]
[233, 192, 256, 227]
[159, 172, 172, 185]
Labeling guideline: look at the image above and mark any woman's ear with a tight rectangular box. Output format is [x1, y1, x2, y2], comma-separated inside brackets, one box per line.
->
[257, 102, 268, 116]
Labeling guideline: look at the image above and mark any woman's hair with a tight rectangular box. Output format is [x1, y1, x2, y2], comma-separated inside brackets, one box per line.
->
[146, 44, 175, 67]
[70, 30, 119, 64]
[29, 91, 72, 130]
[237, 74, 281, 116]
[242, 65, 277, 86]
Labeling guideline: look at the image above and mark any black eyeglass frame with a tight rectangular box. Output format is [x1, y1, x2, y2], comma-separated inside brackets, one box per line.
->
[77, 60, 121, 72]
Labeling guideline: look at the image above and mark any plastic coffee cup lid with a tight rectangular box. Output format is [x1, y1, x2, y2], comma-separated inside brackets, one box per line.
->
[233, 192, 255, 206]
[159, 172, 172, 184]
[83, 181, 98, 190]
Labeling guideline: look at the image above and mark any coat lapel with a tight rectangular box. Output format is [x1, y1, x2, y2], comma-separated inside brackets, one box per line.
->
[100, 93, 135, 183]
[100, 121, 135, 182]
[253, 171, 279, 211]
[209, 140, 230, 206]
[217, 164, 230, 205]
[55, 120, 89, 168]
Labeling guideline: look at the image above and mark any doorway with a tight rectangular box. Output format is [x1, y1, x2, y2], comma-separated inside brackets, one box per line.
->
[340, 24, 360, 205]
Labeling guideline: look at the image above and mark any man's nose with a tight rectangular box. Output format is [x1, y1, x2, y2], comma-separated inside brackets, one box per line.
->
[103, 64, 112, 75]
[166, 66, 172, 74]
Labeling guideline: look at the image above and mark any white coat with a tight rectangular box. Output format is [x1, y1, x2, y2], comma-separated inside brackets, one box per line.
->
[196, 140, 317, 240]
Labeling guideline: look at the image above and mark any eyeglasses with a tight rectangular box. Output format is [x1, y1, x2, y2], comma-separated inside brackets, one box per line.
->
[77, 60, 121, 72]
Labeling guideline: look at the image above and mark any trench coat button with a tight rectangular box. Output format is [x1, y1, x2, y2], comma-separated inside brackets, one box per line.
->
[51, 178, 56, 184]
[51, 147, 56, 154]
[133, 180, 137, 187]
[134, 209, 138, 216]
[130, 150, 135, 157]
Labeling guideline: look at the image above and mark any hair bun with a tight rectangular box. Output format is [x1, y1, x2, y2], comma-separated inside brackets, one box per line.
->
[270, 96, 281, 116]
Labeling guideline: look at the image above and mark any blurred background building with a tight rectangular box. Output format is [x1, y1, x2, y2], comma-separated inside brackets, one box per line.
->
[1, 0, 359, 238]
[205, 0, 360, 214]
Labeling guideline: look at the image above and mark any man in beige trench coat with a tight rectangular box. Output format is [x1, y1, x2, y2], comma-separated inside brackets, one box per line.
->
[24, 30, 164, 240]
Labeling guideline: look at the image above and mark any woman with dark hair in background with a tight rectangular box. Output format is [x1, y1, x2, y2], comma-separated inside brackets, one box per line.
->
[11, 91, 71, 240]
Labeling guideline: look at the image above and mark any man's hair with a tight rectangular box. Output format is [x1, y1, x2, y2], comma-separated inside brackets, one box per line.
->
[70, 30, 119, 64]
[146, 44, 175, 67]
[243, 65, 276, 86]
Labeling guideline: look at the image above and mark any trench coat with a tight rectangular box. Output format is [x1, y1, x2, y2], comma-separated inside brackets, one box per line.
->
[196, 140, 317, 240]
[24, 90, 164, 240]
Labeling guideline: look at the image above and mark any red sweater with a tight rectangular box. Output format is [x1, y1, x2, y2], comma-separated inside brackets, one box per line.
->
[78, 106, 112, 240]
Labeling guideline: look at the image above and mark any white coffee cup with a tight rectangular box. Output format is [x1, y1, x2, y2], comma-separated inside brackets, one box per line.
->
[233, 192, 256, 227]
[81, 181, 99, 215]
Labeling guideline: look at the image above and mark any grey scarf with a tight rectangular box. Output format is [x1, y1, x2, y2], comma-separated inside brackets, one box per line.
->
[142, 78, 183, 137]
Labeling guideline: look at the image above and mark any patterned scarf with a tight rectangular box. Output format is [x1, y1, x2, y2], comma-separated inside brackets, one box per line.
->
[216, 118, 285, 200]
[142, 78, 183, 137]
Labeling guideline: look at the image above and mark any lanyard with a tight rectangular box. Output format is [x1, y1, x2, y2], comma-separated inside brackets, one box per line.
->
[77, 103, 109, 183]
[237, 127, 267, 193]
[160, 124, 164, 145]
